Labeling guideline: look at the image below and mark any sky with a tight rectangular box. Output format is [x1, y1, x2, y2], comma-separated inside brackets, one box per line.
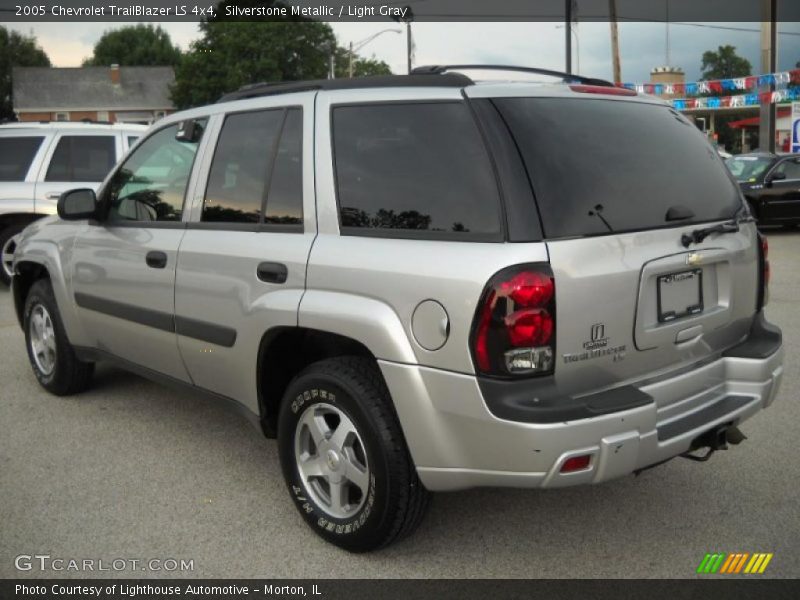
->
[5, 20, 800, 85]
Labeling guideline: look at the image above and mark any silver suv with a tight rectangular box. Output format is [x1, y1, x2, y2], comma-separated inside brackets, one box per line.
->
[11, 67, 784, 552]
[0, 121, 147, 285]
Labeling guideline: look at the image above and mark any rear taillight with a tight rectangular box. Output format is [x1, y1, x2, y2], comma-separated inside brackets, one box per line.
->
[757, 233, 770, 310]
[471, 264, 556, 378]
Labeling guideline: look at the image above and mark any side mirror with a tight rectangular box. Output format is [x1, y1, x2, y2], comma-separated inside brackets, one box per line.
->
[176, 119, 204, 143]
[57, 189, 98, 220]
[766, 171, 786, 186]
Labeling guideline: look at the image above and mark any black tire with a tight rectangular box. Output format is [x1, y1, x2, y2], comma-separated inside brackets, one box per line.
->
[23, 279, 94, 395]
[0, 222, 26, 286]
[278, 356, 429, 552]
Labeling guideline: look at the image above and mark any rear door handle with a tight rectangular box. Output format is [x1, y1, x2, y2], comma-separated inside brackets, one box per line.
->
[146, 251, 168, 269]
[45, 192, 62, 200]
[257, 262, 288, 284]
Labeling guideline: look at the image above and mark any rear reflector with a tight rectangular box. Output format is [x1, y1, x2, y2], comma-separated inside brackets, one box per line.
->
[569, 84, 637, 96]
[561, 455, 592, 473]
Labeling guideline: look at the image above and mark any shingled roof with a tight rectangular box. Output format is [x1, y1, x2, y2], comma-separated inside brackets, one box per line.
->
[12, 66, 175, 111]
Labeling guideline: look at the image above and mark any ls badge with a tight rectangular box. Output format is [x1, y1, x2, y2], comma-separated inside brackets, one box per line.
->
[563, 323, 626, 364]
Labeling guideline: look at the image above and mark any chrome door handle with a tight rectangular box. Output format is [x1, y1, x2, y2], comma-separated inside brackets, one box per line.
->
[45, 192, 62, 200]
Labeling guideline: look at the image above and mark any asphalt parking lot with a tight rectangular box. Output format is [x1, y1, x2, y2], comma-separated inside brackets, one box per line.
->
[1, 231, 798, 580]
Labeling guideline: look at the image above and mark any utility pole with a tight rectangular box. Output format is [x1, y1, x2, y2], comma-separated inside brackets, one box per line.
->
[609, 0, 621, 82]
[759, 0, 777, 152]
[348, 41, 354, 78]
[565, 0, 573, 73]
[392, 7, 415, 74]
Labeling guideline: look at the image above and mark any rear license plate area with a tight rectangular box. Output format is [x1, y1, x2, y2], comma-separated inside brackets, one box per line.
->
[657, 268, 704, 323]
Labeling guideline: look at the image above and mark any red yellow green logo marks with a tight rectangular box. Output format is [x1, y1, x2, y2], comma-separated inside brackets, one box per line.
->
[697, 552, 774, 574]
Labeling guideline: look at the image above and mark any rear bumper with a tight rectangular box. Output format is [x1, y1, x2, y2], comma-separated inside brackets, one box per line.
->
[381, 314, 783, 492]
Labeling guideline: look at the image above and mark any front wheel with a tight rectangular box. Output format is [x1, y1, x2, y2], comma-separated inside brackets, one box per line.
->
[278, 356, 429, 552]
[23, 279, 94, 395]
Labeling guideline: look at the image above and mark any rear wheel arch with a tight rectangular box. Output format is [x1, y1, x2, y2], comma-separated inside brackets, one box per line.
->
[256, 327, 378, 438]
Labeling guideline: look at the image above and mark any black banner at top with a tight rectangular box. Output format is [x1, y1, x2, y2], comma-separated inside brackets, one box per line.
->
[0, 0, 799, 23]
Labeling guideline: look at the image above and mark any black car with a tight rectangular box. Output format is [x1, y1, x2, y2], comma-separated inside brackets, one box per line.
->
[726, 152, 800, 226]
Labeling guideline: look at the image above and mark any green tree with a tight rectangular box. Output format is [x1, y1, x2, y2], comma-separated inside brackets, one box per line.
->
[171, 1, 392, 109]
[700, 45, 752, 80]
[172, 21, 337, 108]
[698, 46, 752, 154]
[0, 26, 50, 121]
[333, 48, 392, 78]
[83, 24, 182, 67]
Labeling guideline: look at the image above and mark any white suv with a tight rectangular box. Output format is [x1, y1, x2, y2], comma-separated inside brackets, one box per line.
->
[0, 121, 146, 284]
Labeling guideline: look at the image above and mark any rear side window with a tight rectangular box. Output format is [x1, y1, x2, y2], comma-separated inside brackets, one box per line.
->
[265, 109, 303, 224]
[0, 136, 44, 181]
[46, 135, 116, 182]
[494, 98, 741, 238]
[332, 102, 502, 239]
[202, 107, 302, 225]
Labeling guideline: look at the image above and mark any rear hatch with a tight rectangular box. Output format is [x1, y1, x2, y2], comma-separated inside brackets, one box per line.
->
[492, 94, 758, 397]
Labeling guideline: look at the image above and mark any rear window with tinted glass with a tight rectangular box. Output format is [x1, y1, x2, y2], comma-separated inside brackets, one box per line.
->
[332, 102, 502, 240]
[494, 98, 741, 238]
[0, 136, 44, 181]
[46, 135, 116, 182]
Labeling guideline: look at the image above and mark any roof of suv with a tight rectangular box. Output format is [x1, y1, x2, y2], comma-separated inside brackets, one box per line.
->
[218, 65, 622, 102]
[0, 122, 148, 132]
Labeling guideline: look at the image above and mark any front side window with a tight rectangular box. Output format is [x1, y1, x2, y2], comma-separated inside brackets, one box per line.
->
[774, 158, 800, 180]
[0, 136, 44, 181]
[46, 135, 116, 182]
[105, 120, 206, 223]
[202, 108, 302, 225]
[332, 102, 502, 239]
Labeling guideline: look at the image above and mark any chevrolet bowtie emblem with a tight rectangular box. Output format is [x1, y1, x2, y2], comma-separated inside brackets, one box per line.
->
[687, 253, 702, 266]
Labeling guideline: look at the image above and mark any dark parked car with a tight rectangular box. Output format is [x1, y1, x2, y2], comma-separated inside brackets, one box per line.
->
[726, 152, 800, 226]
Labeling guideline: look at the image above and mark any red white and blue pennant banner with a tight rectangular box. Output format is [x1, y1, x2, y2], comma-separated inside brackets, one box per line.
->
[671, 87, 800, 110]
[620, 69, 800, 96]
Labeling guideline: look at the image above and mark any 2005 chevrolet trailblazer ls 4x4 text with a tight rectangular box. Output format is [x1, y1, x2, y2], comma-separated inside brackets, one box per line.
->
[11, 66, 784, 552]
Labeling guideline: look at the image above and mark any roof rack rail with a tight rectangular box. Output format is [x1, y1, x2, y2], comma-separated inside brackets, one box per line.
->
[218, 73, 473, 102]
[411, 65, 614, 87]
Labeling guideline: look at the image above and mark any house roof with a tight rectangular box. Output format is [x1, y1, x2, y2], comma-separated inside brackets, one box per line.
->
[12, 66, 175, 111]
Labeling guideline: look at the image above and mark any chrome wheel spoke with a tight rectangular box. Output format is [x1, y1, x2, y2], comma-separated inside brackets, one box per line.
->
[329, 417, 357, 452]
[298, 454, 325, 480]
[300, 410, 330, 447]
[344, 459, 369, 494]
[327, 480, 348, 514]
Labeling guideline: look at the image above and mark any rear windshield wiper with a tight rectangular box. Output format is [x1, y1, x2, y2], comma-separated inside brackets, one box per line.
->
[587, 204, 614, 232]
[680, 205, 754, 248]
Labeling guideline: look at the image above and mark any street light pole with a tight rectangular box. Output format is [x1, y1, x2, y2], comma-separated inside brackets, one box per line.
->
[347, 28, 402, 78]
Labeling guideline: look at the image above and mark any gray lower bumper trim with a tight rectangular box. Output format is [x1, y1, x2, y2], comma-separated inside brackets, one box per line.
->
[657, 395, 751, 441]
